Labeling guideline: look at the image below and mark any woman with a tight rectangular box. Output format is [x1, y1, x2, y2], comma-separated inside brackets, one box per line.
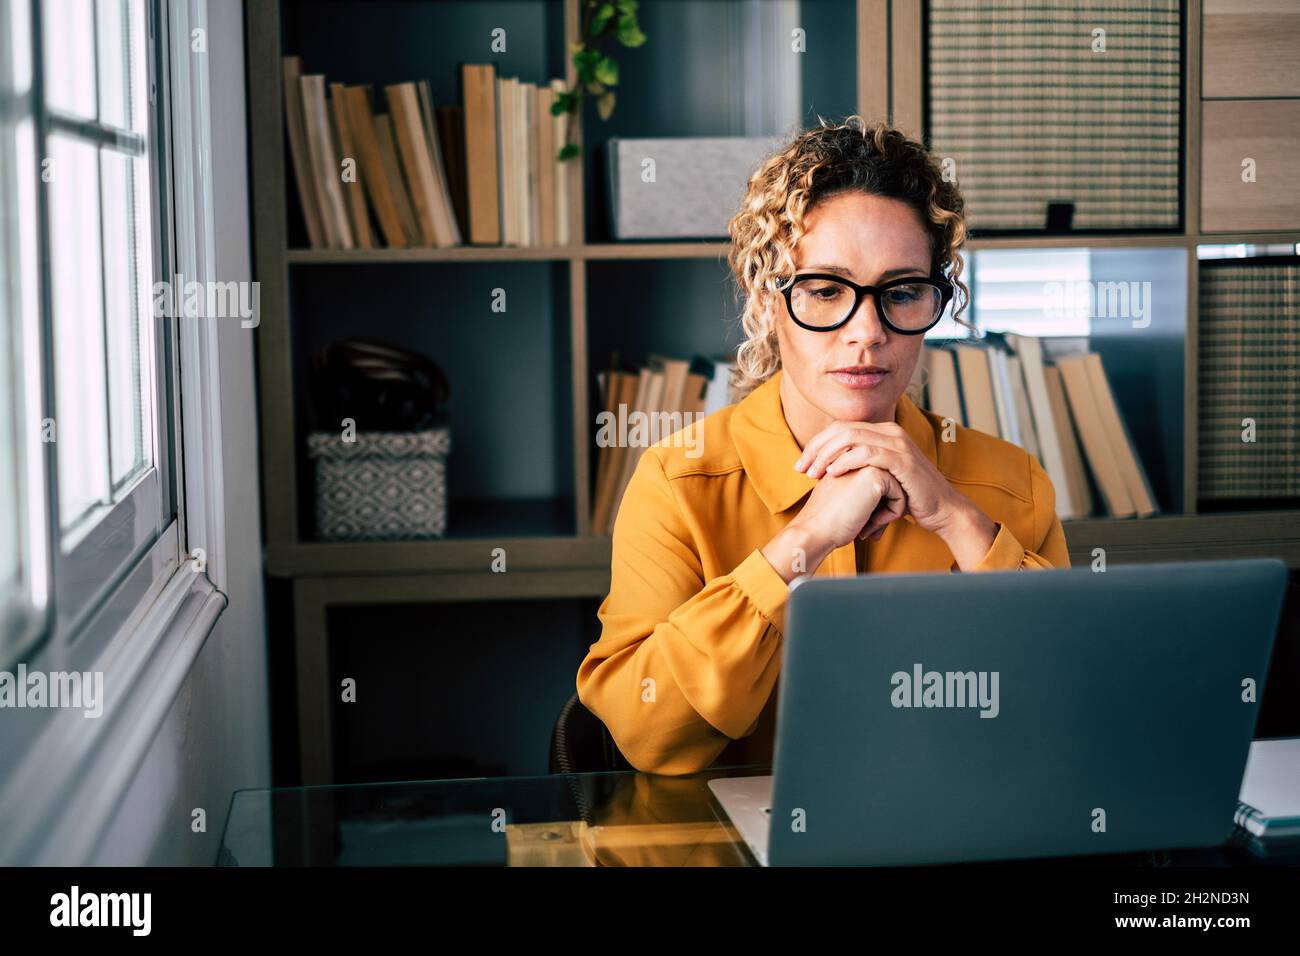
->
[577, 118, 1070, 776]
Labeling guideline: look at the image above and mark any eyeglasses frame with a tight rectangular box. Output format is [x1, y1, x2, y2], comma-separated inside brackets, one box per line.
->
[779, 271, 955, 335]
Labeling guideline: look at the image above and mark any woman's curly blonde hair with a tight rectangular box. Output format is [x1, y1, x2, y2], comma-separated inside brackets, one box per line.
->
[726, 116, 973, 402]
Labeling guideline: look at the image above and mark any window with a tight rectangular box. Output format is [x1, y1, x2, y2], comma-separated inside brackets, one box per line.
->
[1, 0, 179, 666]
[927, 248, 1094, 339]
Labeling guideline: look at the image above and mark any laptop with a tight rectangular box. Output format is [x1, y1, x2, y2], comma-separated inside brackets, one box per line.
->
[708, 558, 1288, 866]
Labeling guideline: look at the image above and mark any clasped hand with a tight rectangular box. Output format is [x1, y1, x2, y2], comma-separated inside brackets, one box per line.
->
[791, 420, 967, 548]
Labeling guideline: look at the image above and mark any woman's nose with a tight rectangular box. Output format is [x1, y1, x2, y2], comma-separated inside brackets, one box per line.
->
[838, 294, 889, 346]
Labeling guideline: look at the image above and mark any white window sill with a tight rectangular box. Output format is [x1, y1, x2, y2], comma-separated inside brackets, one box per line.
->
[0, 564, 226, 864]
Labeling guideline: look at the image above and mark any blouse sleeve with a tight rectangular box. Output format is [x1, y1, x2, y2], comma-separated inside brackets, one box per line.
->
[576, 451, 789, 775]
[951, 452, 1072, 572]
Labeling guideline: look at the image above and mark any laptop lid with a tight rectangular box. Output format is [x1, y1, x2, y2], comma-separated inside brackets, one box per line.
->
[767, 559, 1288, 866]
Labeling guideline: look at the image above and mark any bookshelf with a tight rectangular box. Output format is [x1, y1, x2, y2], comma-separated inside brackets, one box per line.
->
[246, 0, 1300, 783]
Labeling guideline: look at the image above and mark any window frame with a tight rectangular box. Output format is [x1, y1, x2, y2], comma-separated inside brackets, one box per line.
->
[6, 0, 185, 669]
[0, 0, 230, 865]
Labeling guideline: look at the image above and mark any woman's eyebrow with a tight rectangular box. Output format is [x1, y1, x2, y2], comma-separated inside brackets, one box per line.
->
[803, 264, 929, 281]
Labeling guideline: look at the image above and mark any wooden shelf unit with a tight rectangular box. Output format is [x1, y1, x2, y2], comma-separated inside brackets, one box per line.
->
[248, 0, 1300, 586]
[246, 0, 1300, 785]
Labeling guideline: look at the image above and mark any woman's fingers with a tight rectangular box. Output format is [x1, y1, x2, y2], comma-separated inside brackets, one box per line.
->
[796, 421, 913, 476]
[794, 422, 852, 471]
[820, 444, 873, 476]
[857, 468, 908, 540]
[797, 428, 857, 476]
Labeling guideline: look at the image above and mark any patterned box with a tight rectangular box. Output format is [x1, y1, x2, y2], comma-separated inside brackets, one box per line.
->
[307, 428, 451, 540]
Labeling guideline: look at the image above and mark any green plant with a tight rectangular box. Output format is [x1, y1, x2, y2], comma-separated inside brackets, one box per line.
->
[552, 0, 646, 161]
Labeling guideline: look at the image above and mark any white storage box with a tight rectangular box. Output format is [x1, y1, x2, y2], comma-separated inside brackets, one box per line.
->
[605, 136, 783, 239]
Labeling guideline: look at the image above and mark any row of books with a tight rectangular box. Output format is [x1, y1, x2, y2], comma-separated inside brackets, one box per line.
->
[916, 333, 1158, 520]
[462, 64, 573, 248]
[591, 355, 736, 536]
[282, 57, 570, 250]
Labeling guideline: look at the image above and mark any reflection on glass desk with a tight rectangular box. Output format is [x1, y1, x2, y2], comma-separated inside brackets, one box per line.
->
[216, 766, 1300, 867]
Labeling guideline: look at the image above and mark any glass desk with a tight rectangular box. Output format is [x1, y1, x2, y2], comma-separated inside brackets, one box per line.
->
[217, 766, 1300, 867]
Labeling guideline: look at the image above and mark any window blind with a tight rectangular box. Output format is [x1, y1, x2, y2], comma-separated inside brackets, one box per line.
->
[927, 0, 1182, 231]
[1198, 260, 1300, 501]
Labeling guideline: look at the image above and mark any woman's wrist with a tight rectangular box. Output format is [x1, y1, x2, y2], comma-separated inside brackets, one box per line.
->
[935, 495, 998, 571]
[762, 519, 835, 585]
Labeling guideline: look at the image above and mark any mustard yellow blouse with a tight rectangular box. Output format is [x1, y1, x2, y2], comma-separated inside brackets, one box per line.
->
[577, 368, 1071, 775]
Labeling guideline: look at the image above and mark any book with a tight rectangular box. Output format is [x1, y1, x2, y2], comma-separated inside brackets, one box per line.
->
[549, 78, 570, 245]
[300, 73, 353, 249]
[1043, 364, 1095, 519]
[1235, 738, 1300, 840]
[495, 75, 516, 245]
[987, 345, 1020, 447]
[340, 86, 411, 248]
[372, 114, 421, 246]
[1082, 352, 1158, 517]
[1056, 354, 1135, 518]
[435, 104, 468, 239]
[591, 363, 624, 531]
[521, 81, 537, 246]
[534, 84, 555, 247]
[592, 370, 642, 534]
[1005, 355, 1040, 460]
[328, 83, 374, 249]
[417, 80, 462, 245]
[608, 368, 665, 532]
[921, 345, 963, 427]
[1004, 333, 1084, 520]
[385, 82, 456, 247]
[948, 342, 1000, 437]
[695, 357, 737, 415]
[461, 63, 501, 245]
[282, 57, 325, 249]
[648, 354, 692, 429]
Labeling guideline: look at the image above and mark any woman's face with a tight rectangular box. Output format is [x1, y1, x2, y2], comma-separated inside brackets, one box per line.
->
[772, 190, 934, 432]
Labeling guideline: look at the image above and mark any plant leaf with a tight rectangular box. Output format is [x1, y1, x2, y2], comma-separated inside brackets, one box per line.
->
[616, 14, 646, 48]
[590, 2, 616, 35]
[596, 90, 616, 120]
[557, 142, 580, 161]
[585, 80, 605, 95]
[594, 55, 619, 86]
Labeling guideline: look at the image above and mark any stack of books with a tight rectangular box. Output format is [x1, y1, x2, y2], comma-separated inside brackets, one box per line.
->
[282, 57, 570, 250]
[917, 333, 1159, 520]
[591, 355, 736, 535]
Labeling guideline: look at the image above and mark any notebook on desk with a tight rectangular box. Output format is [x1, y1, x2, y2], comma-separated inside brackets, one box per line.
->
[1235, 737, 1300, 840]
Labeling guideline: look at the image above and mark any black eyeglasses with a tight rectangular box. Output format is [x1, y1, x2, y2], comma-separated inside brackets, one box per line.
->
[779, 272, 954, 335]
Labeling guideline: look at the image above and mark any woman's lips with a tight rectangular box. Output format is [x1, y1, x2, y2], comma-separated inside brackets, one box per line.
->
[828, 368, 889, 389]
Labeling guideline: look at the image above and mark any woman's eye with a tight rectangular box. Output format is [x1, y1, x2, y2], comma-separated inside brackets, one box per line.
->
[810, 285, 844, 299]
[886, 286, 922, 303]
